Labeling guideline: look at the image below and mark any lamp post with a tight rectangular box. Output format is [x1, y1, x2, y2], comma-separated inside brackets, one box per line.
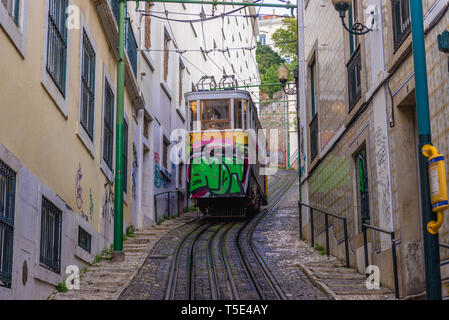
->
[331, 0, 372, 35]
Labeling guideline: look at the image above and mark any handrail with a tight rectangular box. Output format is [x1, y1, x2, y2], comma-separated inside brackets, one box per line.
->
[362, 223, 400, 299]
[154, 189, 185, 223]
[440, 243, 449, 249]
[298, 201, 350, 268]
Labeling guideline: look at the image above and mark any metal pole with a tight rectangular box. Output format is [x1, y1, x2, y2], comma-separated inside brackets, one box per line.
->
[410, 0, 442, 300]
[391, 233, 400, 299]
[325, 213, 330, 257]
[310, 208, 314, 248]
[296, 0, 306, 203]
[363, 225, 368, 272]
[299, 203, 302, 238]
[343, 218, 350, 267]
[112, 0, 126, 262]
[284, 95, 289, 169]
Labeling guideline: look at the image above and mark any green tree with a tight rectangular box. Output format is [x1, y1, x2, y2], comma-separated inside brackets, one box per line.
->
[256, 43, 284, 98]
[271, 17, 297, 60]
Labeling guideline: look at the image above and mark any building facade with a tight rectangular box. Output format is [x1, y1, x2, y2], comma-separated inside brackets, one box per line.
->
[300, 0, 449, 298]
[0, 0, 259, 299]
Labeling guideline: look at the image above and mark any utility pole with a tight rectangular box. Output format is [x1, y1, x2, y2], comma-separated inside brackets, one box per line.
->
[296, 0, 306, 202]
[112, 0, 126, 262]
[410, 0, 442, 299]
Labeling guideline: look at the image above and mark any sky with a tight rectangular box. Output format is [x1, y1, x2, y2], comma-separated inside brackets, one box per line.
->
[258, 0, 294, 17]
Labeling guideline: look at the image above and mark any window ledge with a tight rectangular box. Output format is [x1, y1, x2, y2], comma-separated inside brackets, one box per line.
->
[34, 264, 62, 286]
[176, 107, 185, 122]
[142, 51, 156, 72]
[0, 1, 28, 58]
[41, 75, 68, 119]
[160, 81, 173, 100]
[76, 123, 95, 159]
[101, 158, 114, 183]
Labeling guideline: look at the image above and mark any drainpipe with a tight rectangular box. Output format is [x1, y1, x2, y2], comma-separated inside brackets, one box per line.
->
[112, 0, 126, 263]
[410, 0, 442, 300]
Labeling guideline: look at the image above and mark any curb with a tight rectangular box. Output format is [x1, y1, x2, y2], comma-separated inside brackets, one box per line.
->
[294, 262, 339, 300]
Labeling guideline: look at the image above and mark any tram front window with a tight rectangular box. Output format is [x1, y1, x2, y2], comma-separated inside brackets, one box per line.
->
[200, 99, 231, 130]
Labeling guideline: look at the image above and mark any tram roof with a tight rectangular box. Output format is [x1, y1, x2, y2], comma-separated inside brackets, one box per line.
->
[184, 90, 255, 106]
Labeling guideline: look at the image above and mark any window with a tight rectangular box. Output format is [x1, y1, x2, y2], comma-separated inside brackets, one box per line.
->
[348, 1, 360, 56]
[163, 139, 169, 170]
[0, 160, 16, 288]
[40, 196, 62, 274]
[309, 58, 317, 118]
[190, 100, 198, 131]
[392, 0, 411, 52]
[179, 62, 185, 106]
[356, 147, 370, 232]
[347, 46, 361, 110]
[144, 2, 151, 49]
[1, 0, 20, 26]
[163, 32, 170, 82]
[310, 116, 318, 161]
[80, 31, 96, 140]
[78, 227, 91, 254]
[309, 57, 318, 161]
[123, 121, 129, 193]
[103, 80, 114, 170]
[200, 99, 231, 130]
[46, 0, 68, 96]
[234, 99, 243, 129]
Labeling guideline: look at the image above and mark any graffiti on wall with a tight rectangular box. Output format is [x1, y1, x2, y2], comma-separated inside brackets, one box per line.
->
[75, 163, 89, 222]
[102, 180, 114, 222]
[154, 152, 162, 189]
[132, 144, 138, 200]
[187, 132, 250, 198]
[89, 188, 93, 222]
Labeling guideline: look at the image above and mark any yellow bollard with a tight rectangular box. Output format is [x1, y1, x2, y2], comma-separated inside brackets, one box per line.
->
[422, 144, 448, 234]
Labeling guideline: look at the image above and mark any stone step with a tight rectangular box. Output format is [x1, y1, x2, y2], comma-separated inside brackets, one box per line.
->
[315, 273, 367, 280]
[123, 246, 148, 253]
[309, 267, 359, 274]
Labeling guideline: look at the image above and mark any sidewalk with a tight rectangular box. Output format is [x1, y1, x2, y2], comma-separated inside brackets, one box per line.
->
[254, 178, 397, 300]
[49, 212, 199, 300]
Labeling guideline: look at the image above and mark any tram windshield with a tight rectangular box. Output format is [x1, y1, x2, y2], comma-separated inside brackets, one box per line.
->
[200, 99, 231, 130]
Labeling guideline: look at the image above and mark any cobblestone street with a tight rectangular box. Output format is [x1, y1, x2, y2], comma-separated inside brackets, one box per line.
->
[52, 170, 395, 300]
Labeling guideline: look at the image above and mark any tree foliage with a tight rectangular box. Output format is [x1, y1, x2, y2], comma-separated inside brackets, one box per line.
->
[256, 44, 284, 98]
[271, 17, 297, 60]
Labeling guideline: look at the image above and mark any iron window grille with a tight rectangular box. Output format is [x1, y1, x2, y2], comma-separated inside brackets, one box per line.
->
[392, 0, 411, 52]
[0, 160, 16, 288]
[40, 197, 62, 274]
[347, 45, 362, 111]
[310, 115, 318, 161]
[78, 227, 91, 254]
[123, 121, 129, 193]
[80, 31, 96, 140]
[46, 0, 68, 96]
[103, 80, 114, 170]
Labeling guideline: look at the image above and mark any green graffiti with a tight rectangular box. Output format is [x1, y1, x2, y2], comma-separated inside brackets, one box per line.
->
[189, 156, 246, 195]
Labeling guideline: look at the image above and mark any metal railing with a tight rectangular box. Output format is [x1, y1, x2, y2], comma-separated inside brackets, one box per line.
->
[110, 0, 138, 77]
[154, 189, 185, 224]
[298, 202, 350, 268]
[362, 223, 400, 299]
[125, 19, 138, 77]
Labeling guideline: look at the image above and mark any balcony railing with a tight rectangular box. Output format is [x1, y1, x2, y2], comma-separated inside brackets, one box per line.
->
[347, 46, 361, 111]
[392, 0, 411, 52]
[111, 0, 138, 77]
[125, 19, 138, 77]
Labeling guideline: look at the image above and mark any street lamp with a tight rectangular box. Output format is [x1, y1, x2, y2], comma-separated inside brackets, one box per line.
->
[331, 0, 372, 35]
[277, 64, 298, 96]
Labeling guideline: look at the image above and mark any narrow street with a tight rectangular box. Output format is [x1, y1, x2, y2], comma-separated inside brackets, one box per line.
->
[88, 170, 330, 300]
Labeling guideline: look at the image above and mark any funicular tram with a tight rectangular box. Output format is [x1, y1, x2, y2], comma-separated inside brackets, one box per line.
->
[185, 75, 268, 217]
